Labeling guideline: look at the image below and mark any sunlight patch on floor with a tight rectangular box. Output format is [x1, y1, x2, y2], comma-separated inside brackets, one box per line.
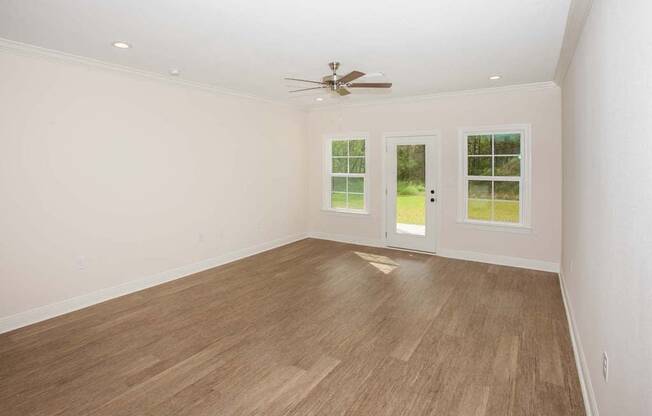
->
[354, 251, 398, 274]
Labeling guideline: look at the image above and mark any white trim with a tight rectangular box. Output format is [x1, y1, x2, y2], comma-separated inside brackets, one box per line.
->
[308, 82, 559, 111]
[554, 0, 594, 84]
[308, 232, 559, 273]
[457, 124, 532, 230]
[382, 130, 443, 139]
[559, 269, 598, 416]
[380, 131, 443, 253]
[455, 219, 532, 234]
[319, 208, 371, 218]
[0, 37, 299, 109]
[322, 134, 370, 215]
[308, 232, 385, 249]
[0, 38, 560, 111]
[0, 233, 308, 334]
[320, 208, 370, 216]
[437, 248, 559, 273]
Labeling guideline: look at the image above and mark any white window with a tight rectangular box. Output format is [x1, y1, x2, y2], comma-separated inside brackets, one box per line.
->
[323, 135, 368, 213]
[459, 125, 531, 229]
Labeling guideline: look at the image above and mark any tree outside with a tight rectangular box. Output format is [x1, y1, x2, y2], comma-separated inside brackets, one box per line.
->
[396, 145, 426, 225]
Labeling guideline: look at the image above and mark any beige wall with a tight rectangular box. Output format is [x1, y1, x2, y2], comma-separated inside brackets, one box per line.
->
[307, 86, 562, 266]
[561, 0, 652, 414]
[0, 46, 564, 329]
[0, 50, 307, 320]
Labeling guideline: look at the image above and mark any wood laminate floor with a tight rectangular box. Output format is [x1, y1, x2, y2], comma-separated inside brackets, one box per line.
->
[0, 239, 585, 415]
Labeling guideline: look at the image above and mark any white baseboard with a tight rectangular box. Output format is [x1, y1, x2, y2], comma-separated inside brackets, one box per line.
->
[308, 231, 385, 249]
[0, 231, 562, 334]
[558, 269, 598, 416]
[307, 231, 559, 273]
[437, 248, 560, 273]
[0, 233, 308, 334]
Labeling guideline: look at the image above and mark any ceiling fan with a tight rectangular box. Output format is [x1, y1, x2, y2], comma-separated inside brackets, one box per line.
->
[285, 62, 392, 96]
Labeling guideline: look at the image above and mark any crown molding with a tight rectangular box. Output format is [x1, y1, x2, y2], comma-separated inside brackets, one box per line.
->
[307, 81, 559, 112]
[0, 37, 561, 112]
[554, 0, 594, 85]
[0, 37, 303, 110]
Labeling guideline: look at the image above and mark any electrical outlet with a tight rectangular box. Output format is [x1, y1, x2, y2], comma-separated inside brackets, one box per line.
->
[602, 351, 609, 382]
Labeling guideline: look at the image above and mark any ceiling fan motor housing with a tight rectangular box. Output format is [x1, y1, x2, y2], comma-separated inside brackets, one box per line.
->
[324, 62, 340, 88]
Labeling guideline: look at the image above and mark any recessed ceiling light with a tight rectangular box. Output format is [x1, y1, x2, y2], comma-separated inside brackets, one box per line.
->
[315, 97, 324, 102]
[169, 68, 180, 76]
[112, 41, 131, 49]
[489, 75, 502, 80]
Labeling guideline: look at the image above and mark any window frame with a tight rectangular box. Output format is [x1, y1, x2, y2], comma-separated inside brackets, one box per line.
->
[322, 134, 370, 215]
[458, 124, 532, 231]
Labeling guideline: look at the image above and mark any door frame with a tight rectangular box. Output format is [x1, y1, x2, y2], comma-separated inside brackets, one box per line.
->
[381, 130, 442, 253]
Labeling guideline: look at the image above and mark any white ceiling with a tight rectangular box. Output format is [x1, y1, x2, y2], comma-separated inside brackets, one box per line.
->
[0, 0, 570, 106]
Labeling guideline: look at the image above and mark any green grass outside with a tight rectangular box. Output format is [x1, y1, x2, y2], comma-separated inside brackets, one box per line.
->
[468, 199, 519, 223]
[332, 189, 428, 225]
[395, 196, 519, 225]
[395, 181, 426, 225]
[396, 194, 426, 225]
[333, 183, 519, 224]
[331, 192, 364, 210]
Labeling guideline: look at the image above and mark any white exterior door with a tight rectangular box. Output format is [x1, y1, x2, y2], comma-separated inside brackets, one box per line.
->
[385, 135, 438, 252]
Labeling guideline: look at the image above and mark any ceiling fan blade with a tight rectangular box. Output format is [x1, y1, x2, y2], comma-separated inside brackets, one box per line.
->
[289, 86, 326, 93]
[284, 77, 324, 85]
[360, 72, 385, 78]
[348, 82, 393, 88]
[336, 87, 351, 96]
[337, 71, 365, 84]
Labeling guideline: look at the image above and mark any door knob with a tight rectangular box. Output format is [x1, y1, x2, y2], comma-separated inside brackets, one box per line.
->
[430, 190, 435, 194]
[430, 198, 435, 202]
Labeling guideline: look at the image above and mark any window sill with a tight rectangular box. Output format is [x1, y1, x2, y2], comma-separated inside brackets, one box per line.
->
[321, 208, 370, 217]
[457, 219, 532, 234]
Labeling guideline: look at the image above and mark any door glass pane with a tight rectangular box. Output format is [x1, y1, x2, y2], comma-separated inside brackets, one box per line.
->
[494, 181, 520, 223]
[396, 144, 426, 236]
[468, 180, 492, 221]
